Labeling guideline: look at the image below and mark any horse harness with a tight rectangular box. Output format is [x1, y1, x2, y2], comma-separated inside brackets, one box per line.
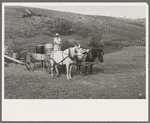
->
[50, 48, 80, 65]
[87, 49, 104, 64]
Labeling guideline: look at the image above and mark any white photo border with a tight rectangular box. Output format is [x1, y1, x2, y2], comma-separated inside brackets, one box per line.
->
[1, 2, 149, 121]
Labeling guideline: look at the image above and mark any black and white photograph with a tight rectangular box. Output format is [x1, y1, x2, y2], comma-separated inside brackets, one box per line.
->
[2, 2, 149, 121]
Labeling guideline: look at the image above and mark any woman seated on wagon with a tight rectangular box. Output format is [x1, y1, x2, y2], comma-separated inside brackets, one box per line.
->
[53, 33, 62, 51]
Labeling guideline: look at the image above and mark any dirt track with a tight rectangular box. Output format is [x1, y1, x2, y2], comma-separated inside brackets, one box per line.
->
[4, 46, 146, 99]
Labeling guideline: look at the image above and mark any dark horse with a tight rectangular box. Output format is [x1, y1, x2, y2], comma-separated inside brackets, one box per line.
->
[76, 48, 104, 75]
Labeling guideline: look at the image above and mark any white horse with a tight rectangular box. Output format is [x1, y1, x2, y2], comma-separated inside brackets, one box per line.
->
[50, 45, 84, 79]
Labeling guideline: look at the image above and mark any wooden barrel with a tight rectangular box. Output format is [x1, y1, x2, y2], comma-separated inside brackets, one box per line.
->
[45, 43, 53, 54]
[12, 53, 19, 59]
[35, 45, 45, 54]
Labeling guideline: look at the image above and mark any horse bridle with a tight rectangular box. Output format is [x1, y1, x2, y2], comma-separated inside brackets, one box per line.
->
[68, 48, 83, 61]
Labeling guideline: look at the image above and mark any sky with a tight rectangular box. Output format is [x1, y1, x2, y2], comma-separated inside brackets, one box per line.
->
[3, 2, 147, 19]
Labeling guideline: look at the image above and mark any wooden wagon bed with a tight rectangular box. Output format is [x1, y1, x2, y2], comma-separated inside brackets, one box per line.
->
[25, 53, 51, 72]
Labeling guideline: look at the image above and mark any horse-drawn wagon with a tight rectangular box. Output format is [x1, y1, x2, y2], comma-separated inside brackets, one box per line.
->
[25, 44, 104, 79]
[25, 44, 53, 73]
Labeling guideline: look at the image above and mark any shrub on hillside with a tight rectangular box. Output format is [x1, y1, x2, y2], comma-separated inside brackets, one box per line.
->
[89, 33, 103, 48]
[73, 22, 94, 38]
[54, 18, 72, 36]
[103, 40, 112, 46]
[61, 39, 74, 51]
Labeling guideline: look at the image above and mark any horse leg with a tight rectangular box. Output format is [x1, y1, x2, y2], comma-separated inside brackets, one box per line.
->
[50, 60, 54, 79]
[69, 64, 72, 79]
[84, 66, 88, 76]
[89, 65, 93, 74]
[77, 65, 82, 74]
[55, 65, 60, 77]
[79, 65, 82, 74]
[76, 65, 79, 74]
[76, 65, 82, 74]
[66, 63, 69, 79]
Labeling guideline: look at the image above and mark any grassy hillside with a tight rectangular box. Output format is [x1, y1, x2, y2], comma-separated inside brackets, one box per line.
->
[5, 6, 146, 56]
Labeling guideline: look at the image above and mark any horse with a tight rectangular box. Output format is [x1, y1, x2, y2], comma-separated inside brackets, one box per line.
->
[76, 48, 104, 75]
[49, 45, 84, 79]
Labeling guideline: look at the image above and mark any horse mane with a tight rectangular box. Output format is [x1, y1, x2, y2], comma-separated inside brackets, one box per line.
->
[69, 47, 76, 58]
[63, 47, 76, 58]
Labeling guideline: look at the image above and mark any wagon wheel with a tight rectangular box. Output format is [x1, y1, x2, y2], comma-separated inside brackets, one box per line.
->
[43, 58, 51, 73]
[25, 54, 35, 71]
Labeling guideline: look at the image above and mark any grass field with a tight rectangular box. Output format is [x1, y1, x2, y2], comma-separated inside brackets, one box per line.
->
[4, 6, 146, 99]
[4, 46, 146, 99]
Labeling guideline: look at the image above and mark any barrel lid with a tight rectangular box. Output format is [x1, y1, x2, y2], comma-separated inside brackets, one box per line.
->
[45, 43, 53, 45]
[36, 45, 44, 46]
